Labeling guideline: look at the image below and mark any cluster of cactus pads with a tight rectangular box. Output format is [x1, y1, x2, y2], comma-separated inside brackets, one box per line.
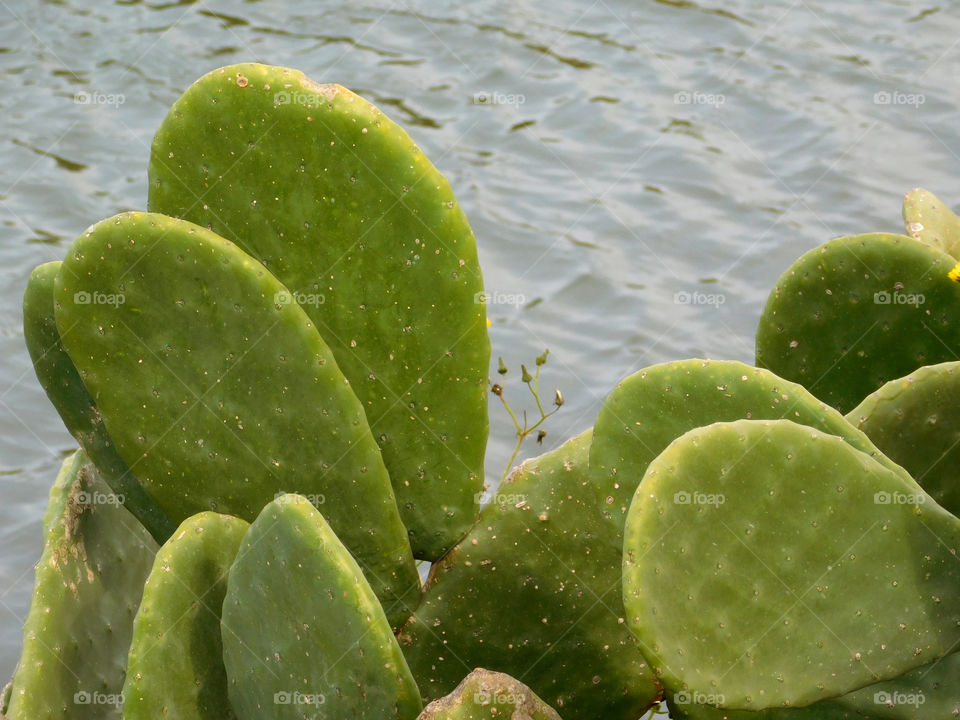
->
[3, 62, 960, 719]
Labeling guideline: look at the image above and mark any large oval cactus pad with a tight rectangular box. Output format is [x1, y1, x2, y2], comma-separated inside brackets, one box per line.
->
[149, 62, 489, 559]
[400, 431, 661, 720]
[123, 512, 249, 720]
[5, 451, 158, 720]
[23, 261, 174, 543]
[756, 233, 960, 413]
[221, 495, 422, 720]
[847, 361, 960, 516]
[589, 359, 909, 537]
[54, 211, 418, 627]
[623, 419, 960, 709]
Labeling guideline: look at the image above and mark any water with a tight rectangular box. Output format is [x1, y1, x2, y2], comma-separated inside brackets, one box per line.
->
[1, 0, 958, 712]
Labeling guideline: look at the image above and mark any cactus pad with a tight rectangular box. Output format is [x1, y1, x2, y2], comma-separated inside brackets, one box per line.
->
[400, 431, 661, 720]
[623, 419, 960, 709]
[123, 511, 249, 720]
[756, 233, 960, 413]
[847, 361, 960, 515]
[220, 494, 422, 720]
[418, 669, 562, 720]
[53, 211, 419, 627]
[5, 451, 158, 719]
[148, 62, 490, 560]
[22, 261, 174, 543]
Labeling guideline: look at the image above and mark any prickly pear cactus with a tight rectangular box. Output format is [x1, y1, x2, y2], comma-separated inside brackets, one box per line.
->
[418, 669, 562, 720]
[123, 512, 248, 720]
[53, 211, 419, 627]
[22, 261, 174, 543]
[847, 361, 960, 515]
[220, 494, 422, 720]
[623, 419, 960, 710]
[400, 431, 661, 720]
[589, 359, 908, 537]
[148, 62, 490, 560]
[5, 450, 158, 720]
[903, 188, 960, 259]
[756, 233, 960, 413]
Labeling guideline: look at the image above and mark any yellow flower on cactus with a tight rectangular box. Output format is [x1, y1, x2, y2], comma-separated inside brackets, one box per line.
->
[950, 261, 960, 282]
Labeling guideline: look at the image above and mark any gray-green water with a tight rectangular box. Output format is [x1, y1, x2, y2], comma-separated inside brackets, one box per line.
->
[1, 0, 958, 712]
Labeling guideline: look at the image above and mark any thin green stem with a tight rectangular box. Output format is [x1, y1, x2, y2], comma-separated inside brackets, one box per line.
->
[497, 392, 522, 433]
[527, 366, 546, 417]
[492, 356, 563, 487]
[500, 434, 525, 484]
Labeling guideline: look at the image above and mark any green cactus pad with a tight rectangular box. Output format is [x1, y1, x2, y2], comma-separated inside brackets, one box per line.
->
[148, 62, 490, 560]
[589, 359, 907, 537]
[847, 361, 960, 516]
[755, 232, 960, 413]
[903, 188, 960, 260]
[399, 431, 661, 720]
[22, 261, 174, 543]
[5, 450, 158, 720]
[220, 494, 422, 720]
[417, 669, 562, 720]
[123, 511, 249, 720]
[623, 419, 960, 709]
[53, 211, 418, 627]
[836, 652, 960, 719]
